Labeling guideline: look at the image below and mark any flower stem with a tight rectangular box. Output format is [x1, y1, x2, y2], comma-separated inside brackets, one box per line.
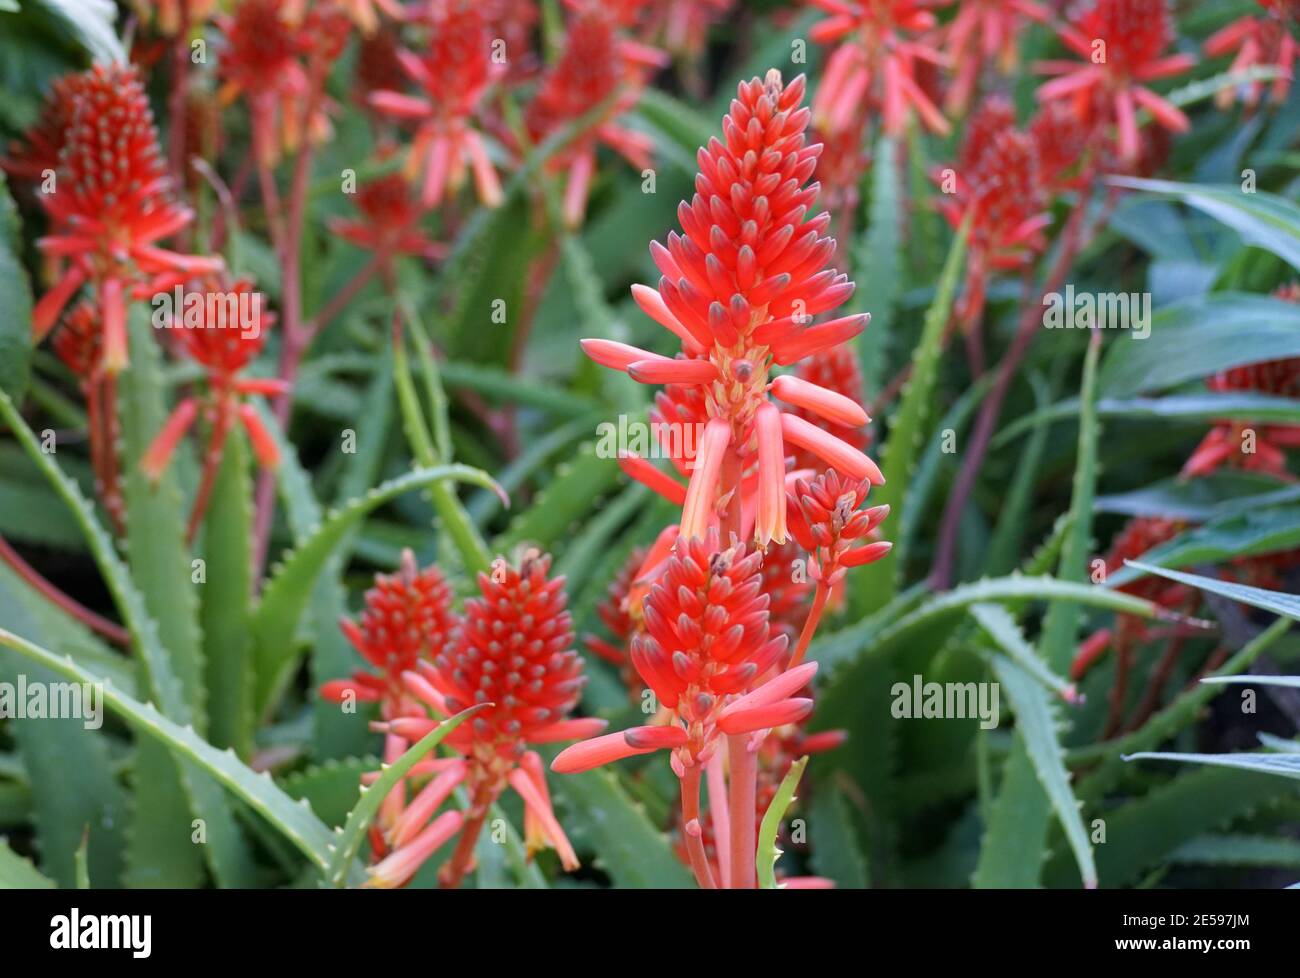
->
[680, 765, 717, 889]
[0, 533, 129, 646]
[727, 733, 758, 889]
[789, 580, 831, 669]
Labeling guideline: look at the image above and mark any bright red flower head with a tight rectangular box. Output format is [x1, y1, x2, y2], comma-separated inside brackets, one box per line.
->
[581, 70, 880, 548]
[28, 63, 221, 373]
[806, 0, 950, 137]
[320, 549, 459, 712]
[368, 0, 504, 207]
[1036, 0, 1196, 164]
[1, 72, 89, 183]
[328, 171, 437, 265]
[1205, 0, 1300, 109]
[524, 5, 665, 225]
[373, 549, 603, 887]
[936, 97, 1051, 331]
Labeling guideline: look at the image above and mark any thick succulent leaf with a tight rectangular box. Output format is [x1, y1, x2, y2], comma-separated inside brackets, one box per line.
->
[854, 135, 901, 393]
[1122, 560, 1300, 621]
[757, 756, 807, 890]
[1171, 835, 1300, 869]
[0, 837, 54, 889]
[494, 442, 621, 553]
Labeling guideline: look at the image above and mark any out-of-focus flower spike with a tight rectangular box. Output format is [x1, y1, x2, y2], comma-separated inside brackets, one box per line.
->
[142, 398, 200, 482]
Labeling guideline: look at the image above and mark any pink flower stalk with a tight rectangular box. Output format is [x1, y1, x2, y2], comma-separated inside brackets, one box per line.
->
[524, 4, 666, 225]
[806, 0, 951, 137]
[943, 0, 1049, 114]
[1204, 0, 1300, 109]
[935, 97, 1051, 333]
[141, 278, 284, 541]
[370, 550, 603, 888]
[367, 0, 505, 208]
[553, 530, 808, 888]
[24, 63, 222, 374]
[1035, 0, 1196, 164]
[580, 70, 881, 549]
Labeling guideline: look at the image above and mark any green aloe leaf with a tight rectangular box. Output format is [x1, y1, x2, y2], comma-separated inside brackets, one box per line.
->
[495, 442, 621, 553]
[0, 172, 32, 401]
[0, 837, 54, 889]
[850, 218, 968, 613]
[757, 756, 808, 890]
[0, 625, 339, 872]
[855, 135, 901, 393]
[1123, 560, 1300, 621]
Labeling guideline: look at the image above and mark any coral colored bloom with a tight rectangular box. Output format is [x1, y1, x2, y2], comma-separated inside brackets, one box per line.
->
[27, 63, 221, 373]
[524, 5, 666, 225]
[379, 550, 599, 888]
[786, 345, 872, 471]
[319, 549, 459, 713]
[942, 0, 1049, 114]
[786, 468, 891, 588]
[935, 97, 1051, 332]
[368, 0, 505, 207]
[328, 171, 439, 267]
[806, 0, 951, 137]
[580, 71, 880, 548]
[1204, 0, 1300, 109]
[1035, 0, 1196, 164]
[142, 278, 283, 539]
[1, 73, 88, 183]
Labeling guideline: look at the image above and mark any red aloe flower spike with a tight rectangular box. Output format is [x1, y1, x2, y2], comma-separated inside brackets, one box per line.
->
[328, 170, 440, 288]
[1, 72, 89, 183]
[1035, 0, 1196, 165]
[806, 0, 951, 137]
[376, 549, 593, 888]
[581, 70, 880, 547]
[319, 548, 460, 714]
[524, 5, 666, 226]
[1204, 1, 1299, 109]
[142, 278, 283, 539]
[30, 63, 222, 372]
[367, 0, 504, 208]
[934, 97, 1051, 337]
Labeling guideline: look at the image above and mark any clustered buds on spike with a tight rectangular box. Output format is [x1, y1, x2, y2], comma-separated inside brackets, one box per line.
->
[581, 70, 882, 548]
[320, 550, 459, 713]
[1204, 0, 1300, 109]
[787, 469, 891, 587]
[17, 62, 222, 373]
[807, 0, 950, 137]
[368, 549, 602, 888]
[523, 4, 665, 225]
[943, 0, 1049, 115]
[1036, 0, 1195, 165]
[935, 97, 1050, 332]
[367, 0, 504, 207]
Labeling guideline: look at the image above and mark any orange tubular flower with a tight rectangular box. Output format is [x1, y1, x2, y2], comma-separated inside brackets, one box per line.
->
[581, 70, 880, 549]
[142, 279, 283, 540]
[23, 63, 222, 373]
[553, 530, 804, 889]
[935, 98, 1051, 333]
[368, 1, 505, 208]
[806, 0, 950, 137]
[943, 0, 1049, 115]
[1204, 0, 1299, 109]
[524, 4, 666, 226]
[373, 550, 603, 888]
[1035, 0, 1196, 165]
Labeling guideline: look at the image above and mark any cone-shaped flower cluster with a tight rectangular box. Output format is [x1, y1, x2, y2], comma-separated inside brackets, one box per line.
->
[1036, 0, 1195, 164]
[807, 0, 949, 137]
[23, 63, 221, 373]
[370, 549, 602, 888]
[787, 468, 890, 590]
[581, 70, 881, 548]
[320, 550, 458, 713]
[524, 4, 665, 225]
[367, 0, 504, 207]
[935, 97, 1050, 332]
[1204, 0, 1299, 109]
[141, 278, 282, 538]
